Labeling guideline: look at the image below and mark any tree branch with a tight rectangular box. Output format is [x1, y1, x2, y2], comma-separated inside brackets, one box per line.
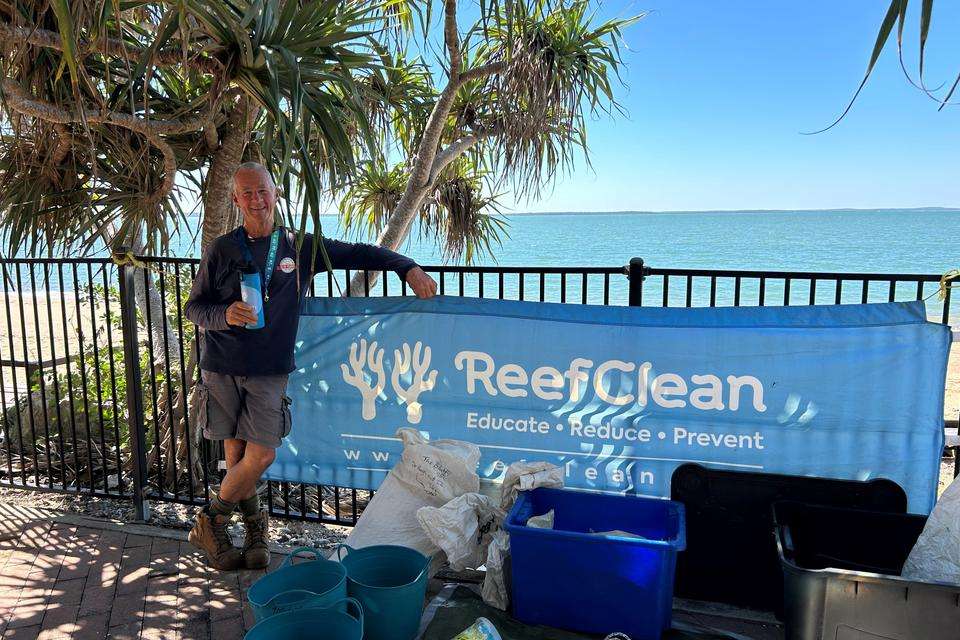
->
[1, 78, 187, 203]
[428, 129, 500, 185]
[0, 21, 221, 74]
[407, 81, 459, 191]
[429, 135, 477, 185]
[459, 61, 506, 84]
[52, 124, 72, 165]
[429, 118, 508, 185]
[142, 131, 177, 206]
[202, 86, 245, 150]
[0, 78, 209, 135]
[444, 0, 461, 78]
[203, 122, 219, 150]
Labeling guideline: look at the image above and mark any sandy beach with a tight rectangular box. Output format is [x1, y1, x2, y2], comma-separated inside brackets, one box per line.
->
[945, 343, 960, 420]
[0, 291, 110, 402]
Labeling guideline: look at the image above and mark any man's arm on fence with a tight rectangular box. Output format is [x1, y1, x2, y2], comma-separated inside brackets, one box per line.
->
[184, 245, 230, 330]
[310, 236, 418, 280]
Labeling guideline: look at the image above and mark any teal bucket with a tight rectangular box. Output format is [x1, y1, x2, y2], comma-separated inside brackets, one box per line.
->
[244, 597, 363, 640]
[336, 544, 430, 640]
[247, 547, 347, 622]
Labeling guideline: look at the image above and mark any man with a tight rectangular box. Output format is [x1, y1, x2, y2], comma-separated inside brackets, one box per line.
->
[184, 162, 437, 570]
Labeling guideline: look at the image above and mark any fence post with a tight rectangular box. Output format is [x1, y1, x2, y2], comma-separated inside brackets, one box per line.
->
[628, 258, 645, 306]
[115, 250, 151, 521]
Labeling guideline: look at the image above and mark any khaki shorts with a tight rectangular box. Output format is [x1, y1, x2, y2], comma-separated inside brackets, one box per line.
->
[198, 370, 292, 449]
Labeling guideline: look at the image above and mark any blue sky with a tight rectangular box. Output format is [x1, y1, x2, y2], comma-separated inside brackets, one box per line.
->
[509, 0, 960, 212]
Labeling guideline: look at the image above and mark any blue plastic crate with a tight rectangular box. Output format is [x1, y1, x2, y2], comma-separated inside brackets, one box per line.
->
[503, 487, 686, 639]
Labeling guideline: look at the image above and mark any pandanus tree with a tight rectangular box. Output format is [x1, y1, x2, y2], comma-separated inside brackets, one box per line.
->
[340, 0, 641, 291]
[0, 0, 385, 490]
[0, 0, 387, 255]
[0, 0, 640, 491]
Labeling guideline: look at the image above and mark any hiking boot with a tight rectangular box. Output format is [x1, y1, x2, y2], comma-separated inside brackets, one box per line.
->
[188, 508, 243, 571]
[242, 509, 270, 570]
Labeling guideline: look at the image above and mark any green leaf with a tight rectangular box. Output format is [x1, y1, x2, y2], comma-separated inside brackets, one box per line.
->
[107, 8, 180, 109]
[895, 0, 908, 52]
[919, 0, 933, 79]
[49, 0, 81, 87]
[939, 70, 960, 110]
[808, 0, 902, 133]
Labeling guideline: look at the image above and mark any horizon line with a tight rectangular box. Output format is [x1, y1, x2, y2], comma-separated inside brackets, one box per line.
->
[305, 206, 960, 217]
[511, 206, 960, 215]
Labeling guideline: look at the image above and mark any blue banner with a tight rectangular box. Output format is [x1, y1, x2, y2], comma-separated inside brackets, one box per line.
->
[266, 297, 951, 513]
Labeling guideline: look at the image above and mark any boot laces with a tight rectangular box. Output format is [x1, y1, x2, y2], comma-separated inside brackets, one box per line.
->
[210, 516, 235, 554]
[246, 513, 268, 549]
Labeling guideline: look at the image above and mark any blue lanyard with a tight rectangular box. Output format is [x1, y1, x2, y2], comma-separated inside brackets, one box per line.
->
[236, 227, 281, 301]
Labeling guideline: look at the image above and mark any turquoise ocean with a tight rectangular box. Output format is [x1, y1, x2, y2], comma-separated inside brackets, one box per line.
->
[319, 208, 960, 274]
[8, 208, 960, 318]
[290, 208, 960, 317]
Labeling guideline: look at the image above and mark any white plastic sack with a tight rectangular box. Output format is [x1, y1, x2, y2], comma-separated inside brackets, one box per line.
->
[417, 493, 505, 571]
[474, 461, 564, 610]
[340, 428, 480, 561]
[902, 474, 960, 584]
[499, 461, 564, 511]
[590, 529, 644, 539]
[527, 509, 555, 529]
[482, 530, 511, 611]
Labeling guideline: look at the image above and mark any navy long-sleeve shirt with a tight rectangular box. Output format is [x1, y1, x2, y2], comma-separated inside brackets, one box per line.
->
[185, 227, 417, 376]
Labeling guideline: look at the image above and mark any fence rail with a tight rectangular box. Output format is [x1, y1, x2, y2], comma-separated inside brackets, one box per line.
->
[0, 256, 956, 526]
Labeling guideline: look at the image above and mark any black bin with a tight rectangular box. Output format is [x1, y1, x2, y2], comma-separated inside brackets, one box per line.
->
[670, 463, 907, 611]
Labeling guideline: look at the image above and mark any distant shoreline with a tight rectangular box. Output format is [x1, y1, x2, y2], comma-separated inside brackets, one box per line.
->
[312, 207, 960, 217]
[499, 207, 960, 216]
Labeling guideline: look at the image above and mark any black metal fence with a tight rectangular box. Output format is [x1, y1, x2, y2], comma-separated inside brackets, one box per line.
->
[1, 256, 956, 526]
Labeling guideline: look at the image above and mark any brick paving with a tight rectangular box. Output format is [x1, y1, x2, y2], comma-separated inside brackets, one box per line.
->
[0, 503, 275, 640]
[0, 502, 785, 640]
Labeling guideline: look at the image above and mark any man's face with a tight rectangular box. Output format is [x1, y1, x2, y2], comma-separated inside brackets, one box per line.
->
[233, 168, 277, 230]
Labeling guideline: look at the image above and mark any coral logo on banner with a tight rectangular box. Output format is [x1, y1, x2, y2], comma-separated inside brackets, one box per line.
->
[340, 339, 438, 423]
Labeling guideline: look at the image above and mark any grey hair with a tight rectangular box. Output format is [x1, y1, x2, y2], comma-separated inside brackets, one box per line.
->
[234, 162, 276, 186]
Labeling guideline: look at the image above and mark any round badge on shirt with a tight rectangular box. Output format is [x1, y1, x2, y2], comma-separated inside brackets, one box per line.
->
[278, 257, 296, 273]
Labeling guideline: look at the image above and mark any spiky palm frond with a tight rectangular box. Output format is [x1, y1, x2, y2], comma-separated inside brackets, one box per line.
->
[427, 159, 508, 264]
[471, 0, 641, 200]
[338, 155, 507, 264]
[353, 45, 435, 159]
[178, 0, 381, 244]
[338, 161, 408, 238]
[818, 0, 957, 132]
[0, 117, 192, 255]
[0, 0, 380, 256]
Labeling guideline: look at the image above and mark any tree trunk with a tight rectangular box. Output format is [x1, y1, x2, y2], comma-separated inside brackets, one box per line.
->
[137, 96, 259, 492]
[104, 225, 181, 368]
[132, 236, 180, 368]
[348, 84, 464, 295]
[202, 96, 259, 250]
[345, 0, 475, 296]
[347, 187, 431, 295]
[147, 95, 260, 494]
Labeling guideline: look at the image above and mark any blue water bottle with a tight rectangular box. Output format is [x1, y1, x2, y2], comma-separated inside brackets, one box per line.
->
[239, 263, 265, 330]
